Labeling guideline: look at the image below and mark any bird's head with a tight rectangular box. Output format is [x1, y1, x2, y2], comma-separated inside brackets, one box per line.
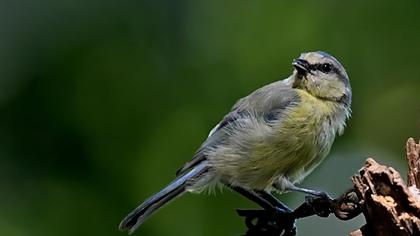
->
[291, 51, 351, 107]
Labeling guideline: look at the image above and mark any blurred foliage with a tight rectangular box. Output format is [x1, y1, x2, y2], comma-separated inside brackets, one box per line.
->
[0, 0, 420, 236]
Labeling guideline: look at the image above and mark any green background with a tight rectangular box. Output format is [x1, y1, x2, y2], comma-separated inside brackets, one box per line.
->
[1, 1, 419, 235]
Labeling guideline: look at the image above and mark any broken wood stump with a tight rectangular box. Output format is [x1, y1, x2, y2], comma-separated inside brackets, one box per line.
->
[237, 138, 420, 236]
[350, 138, 420, 236]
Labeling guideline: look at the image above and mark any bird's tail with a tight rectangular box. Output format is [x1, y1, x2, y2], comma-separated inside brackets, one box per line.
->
[119, 162, 208, 234]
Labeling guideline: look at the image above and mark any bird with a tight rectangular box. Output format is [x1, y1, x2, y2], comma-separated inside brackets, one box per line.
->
[119, 51, 352, 234]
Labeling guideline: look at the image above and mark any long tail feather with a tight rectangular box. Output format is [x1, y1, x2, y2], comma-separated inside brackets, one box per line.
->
[119, 162, 208, 234]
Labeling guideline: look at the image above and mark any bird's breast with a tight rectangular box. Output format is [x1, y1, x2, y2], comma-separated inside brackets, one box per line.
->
[208, 90, 348, 190]
[266, 89, 346, 184]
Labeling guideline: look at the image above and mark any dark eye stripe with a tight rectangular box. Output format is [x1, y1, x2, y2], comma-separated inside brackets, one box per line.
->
[310, 63, 335, 73]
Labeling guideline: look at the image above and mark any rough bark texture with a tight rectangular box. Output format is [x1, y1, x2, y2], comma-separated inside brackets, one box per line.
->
[238, 138, 420, 236]
[407, 138, 420, 199]
[349, 138, 420, 236]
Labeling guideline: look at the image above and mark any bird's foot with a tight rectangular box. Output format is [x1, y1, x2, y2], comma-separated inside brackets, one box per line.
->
[237, 208, 296, 236]
[304, 191, 333, 217]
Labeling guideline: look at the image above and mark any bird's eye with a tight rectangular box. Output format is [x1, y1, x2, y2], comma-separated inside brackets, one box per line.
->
[320, 63, 332, 73]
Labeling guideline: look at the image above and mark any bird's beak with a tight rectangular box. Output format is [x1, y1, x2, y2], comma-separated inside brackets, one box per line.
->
[292, 59, 311, 76]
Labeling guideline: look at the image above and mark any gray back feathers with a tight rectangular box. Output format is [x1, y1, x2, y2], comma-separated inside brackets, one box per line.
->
[176, 80, 300, 176]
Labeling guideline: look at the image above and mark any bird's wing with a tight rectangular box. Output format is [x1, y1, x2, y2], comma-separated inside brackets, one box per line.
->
[176, 80, 300, 176]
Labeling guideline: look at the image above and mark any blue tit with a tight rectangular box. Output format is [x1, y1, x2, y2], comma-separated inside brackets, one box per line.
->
[119, 51, 352, 234]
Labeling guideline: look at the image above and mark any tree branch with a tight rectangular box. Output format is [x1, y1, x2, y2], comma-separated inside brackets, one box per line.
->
[237, 138, 420, 236]
[350, 138, 420, 236]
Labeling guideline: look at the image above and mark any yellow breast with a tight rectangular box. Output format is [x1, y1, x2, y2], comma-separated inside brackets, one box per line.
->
[252, 89, 344, 186]
[208, 89, 348, 190]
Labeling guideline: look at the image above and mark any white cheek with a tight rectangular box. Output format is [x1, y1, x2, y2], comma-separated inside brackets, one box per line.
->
[306, 74, 318, 84]
[308, 75, 323, 87]
[314, 75, 336, 86]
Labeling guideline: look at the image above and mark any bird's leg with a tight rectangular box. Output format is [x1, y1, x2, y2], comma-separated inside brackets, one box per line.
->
[286, 185, 333, 217]
[255, 190, 296, 235]
[286, 185, 331, 199]
[255, 190, 292, 212]
[226, 185, 283, 213]
[226, 185, 296, 236]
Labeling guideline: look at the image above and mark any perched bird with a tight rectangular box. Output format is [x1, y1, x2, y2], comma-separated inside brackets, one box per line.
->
[119, 51, 352, 234]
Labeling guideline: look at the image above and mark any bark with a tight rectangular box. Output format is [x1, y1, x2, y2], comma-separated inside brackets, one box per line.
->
[238, 138, 420, 236]
[349, 138, 420, 236]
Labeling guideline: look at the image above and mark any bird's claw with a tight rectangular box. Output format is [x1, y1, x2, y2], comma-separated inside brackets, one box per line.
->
[304, 192, 333, 217]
